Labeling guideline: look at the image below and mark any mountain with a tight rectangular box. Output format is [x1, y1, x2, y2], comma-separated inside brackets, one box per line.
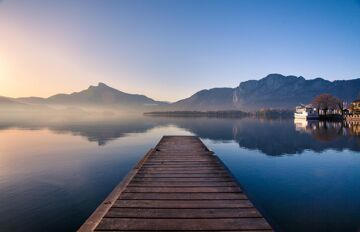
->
[171, 74, 360, 111]
[171, 88, 234, 110]
[0, 96, 38, 109]
[0, 96, 57, 113]
[0, 96, 25, 106]
[17, 82, 168, 109]
[0, 96, 46, 112]
[234, 74, 360, 110]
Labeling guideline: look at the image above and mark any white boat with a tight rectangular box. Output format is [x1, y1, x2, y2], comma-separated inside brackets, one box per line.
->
[294, 104, 319, 120]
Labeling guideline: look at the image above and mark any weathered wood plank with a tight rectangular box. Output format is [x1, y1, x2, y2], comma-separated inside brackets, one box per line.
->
[138, 170, 228, 174]
[95, 230, 273, 232]
[153, 151, 210, 154]
[132, 177, 233, 182]
[96, 218, 272, 231]
[128, 181, 237, 187]
[96, 230, 273, 232]
[118, 192, 248, 200]
[113, 199, 253, 208]
[140, 166, 225, 170]
[143, 162, 219, 168]
[150, 155, 214, 158]
[139, 168, 226, 172]
[148, 156, 214, 158]
[105, 208, 260, 218]
[124, 186, 242, 193]
[147, 158, 215, 161]
[151, 153, 213, 156]
[135, 173, 231, 178]
[143, 164, 221, 167]
[144, 159, 219, 165]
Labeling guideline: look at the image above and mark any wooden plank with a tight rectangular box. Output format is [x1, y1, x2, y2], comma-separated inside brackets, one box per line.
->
[147, 156, 215, 159]
[124, 186, 242, 193]
[147, 158, 215, 161]
[95, 230, 273, 232]
[135, 173, 231, 178]
[95, 218, 272, 231]
[144, 161, 219, 167]
[153, 153, 212, 155]
[143, 164, 220, 167]
[132, 177, 234, 182]
[150, 153, 213, 156]
[118, 192, 248, 200]
[147, 159, 215, 162]
[152, 151, 213, 154]
[140, 166, 225, 170]
[150, 155, 214, 157]
[128, 181, 237, 187]
[113, 199, 253, 208]
[105, 208, 260, 218]
[145, 160, 217, 162]
[138, 170, 228, 174]
[139, 168, 226, 172]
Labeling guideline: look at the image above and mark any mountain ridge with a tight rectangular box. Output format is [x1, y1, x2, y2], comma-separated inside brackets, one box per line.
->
[171, 73, 360, 111]
[2, 74, 359, 111]
[16, 82, 168, 108]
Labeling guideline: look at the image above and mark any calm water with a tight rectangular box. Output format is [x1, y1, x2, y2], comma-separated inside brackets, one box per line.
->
[0, 115, 359, 232]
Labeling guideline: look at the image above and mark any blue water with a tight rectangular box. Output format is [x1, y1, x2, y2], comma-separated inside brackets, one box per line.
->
[0, 116, 359, 231]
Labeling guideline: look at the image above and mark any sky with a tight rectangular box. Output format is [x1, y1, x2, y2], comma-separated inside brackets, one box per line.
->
[0, 0, 359, 101]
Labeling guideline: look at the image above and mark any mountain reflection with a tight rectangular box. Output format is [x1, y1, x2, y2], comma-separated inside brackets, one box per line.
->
[0, 114, 359, 155]
[0, 115, 159, 146]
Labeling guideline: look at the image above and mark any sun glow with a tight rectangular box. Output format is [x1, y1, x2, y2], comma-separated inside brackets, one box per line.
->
[0, 57, 7, 83]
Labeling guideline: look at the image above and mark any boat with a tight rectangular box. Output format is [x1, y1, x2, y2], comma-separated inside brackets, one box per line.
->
[294, 104, 319, 120]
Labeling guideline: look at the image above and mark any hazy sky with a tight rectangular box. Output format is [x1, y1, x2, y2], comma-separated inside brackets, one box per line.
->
[1, 0, 359, 101]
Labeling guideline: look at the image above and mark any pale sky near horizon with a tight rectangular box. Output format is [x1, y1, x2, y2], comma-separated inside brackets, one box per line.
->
[0, 0, 360, 101]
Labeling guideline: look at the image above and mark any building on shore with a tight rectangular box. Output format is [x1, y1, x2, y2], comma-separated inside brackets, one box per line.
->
[295, 102, 347, 121]
[349, 100, 360, 114]
[294, 104, 319, 120]
[346, 99, 360, 121]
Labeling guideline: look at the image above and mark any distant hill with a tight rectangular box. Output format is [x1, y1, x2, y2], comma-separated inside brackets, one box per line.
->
[0, 96, 55, 112]
[144, 110, 250, 118]
[17, 82, 168, 109]
[0, 96, 28, 107]
[170, 74, 360, 111]
[171, 88, 235, 110]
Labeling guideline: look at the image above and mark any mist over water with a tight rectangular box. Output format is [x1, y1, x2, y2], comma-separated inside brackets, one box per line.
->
[0, 112, 359, 231]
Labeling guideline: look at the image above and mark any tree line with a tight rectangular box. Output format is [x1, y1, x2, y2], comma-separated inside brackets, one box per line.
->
[311, 93, 346, 117]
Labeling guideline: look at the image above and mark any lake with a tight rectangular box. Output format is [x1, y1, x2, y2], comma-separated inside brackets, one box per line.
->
[0, 115, 359, 232]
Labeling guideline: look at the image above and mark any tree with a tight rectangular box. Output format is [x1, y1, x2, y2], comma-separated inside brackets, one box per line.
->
[311, 94, 338, 117]
[334, 97, 345, 117]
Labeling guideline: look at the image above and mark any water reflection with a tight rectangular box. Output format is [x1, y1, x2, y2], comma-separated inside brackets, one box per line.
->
[0, 116, 158, 146]
[0, 116, 359, 155]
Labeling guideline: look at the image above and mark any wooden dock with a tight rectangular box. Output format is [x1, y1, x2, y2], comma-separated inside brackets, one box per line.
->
[79, 136, 273, 231]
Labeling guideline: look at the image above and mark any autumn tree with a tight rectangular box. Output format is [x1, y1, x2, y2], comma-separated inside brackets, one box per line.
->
[311, 94, 338, 117]
[334, 97, 345, 117]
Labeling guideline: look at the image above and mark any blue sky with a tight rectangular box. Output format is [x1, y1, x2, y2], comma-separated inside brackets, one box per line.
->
[0, 0, 359, 101]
